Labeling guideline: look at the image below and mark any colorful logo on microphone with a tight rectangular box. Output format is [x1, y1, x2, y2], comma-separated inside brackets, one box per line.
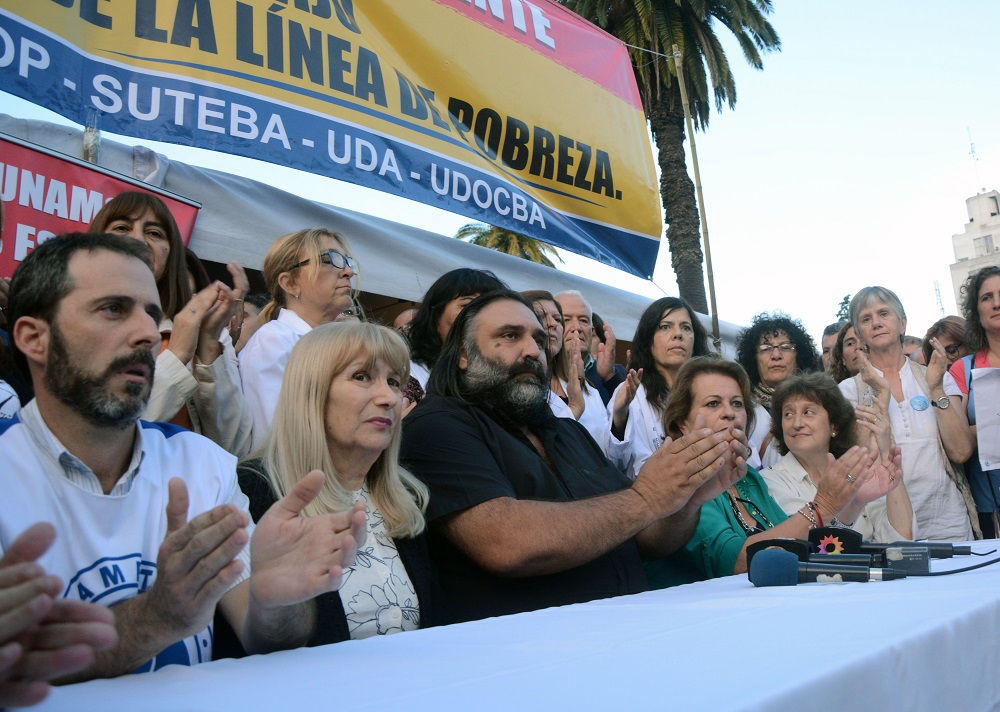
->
[817, 535, 844, 554]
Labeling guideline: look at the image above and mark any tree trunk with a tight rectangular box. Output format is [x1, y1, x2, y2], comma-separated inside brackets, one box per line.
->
[648, 91, 708, 314]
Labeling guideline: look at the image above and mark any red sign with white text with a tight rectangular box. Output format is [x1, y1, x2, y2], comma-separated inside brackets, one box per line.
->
[0, 134, 200, 279]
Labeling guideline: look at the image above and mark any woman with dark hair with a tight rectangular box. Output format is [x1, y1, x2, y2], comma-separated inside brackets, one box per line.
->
[643, 357, 895, 587]
[761, 373, 913, 542]
[923, 315, 968, 368]
[239, 228, 357, 449]
[89, 191, 252, 456]
[608, 297, 710, 479]
[736, 312, 820, 470]
[406, 269, 506, 390]
[830, 322, 864, 383]
[948, 266, 1000, 536]
[841, 286, 978, 541]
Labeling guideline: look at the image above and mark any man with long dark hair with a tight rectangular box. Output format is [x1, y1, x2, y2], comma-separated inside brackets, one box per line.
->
[401, 290, 749, 622]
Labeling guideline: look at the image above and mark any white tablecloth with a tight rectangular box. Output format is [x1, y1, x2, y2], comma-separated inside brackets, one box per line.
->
[37, 542, 1000, 712]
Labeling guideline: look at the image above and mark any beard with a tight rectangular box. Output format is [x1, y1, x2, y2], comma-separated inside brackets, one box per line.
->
[461, 348, 551, 427]
[45, 323, 156, 430]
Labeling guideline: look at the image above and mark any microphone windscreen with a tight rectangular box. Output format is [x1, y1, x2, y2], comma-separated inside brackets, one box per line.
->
[749, 549, 799, 587]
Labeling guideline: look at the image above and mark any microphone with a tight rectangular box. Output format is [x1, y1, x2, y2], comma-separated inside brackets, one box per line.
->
[749, 549, 908, 587]
[860, 541, 973, 559]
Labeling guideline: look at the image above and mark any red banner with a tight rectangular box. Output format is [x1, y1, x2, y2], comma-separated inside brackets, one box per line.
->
[0, 134, 200, 279]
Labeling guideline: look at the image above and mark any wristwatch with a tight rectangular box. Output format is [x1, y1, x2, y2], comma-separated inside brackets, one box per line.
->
[931, 396, 951, 410]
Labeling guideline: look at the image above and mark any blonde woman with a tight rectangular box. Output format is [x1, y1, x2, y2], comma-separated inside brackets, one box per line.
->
[239, 228, 357, 449]
[227, 322, 446, 649]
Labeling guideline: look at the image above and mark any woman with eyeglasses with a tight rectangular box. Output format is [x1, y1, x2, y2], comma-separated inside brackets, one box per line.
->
[239, 228, 358, 450]
[922, 315, 968, 368]
[642, 357, 898, 587]
[735, 313, 821, 470]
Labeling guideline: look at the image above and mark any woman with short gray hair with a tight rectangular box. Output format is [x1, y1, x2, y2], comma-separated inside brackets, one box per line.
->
[839, 286, 979, 541]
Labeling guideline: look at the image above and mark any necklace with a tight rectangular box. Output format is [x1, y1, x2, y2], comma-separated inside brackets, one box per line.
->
[728, 482, 775, 536]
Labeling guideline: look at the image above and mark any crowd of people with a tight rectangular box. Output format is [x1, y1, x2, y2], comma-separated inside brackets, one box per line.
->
[0, 192, 998, 705]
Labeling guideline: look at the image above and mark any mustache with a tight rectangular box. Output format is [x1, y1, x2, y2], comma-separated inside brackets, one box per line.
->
[508, 359, 547, 382]
[105, 349, 156, 378]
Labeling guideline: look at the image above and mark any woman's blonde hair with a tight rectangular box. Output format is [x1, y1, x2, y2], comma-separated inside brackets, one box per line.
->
[259, 228, 355, 323]
[249, 321, 427, 538]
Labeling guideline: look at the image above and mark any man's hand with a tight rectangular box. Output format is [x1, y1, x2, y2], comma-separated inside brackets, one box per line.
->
[0, 523, 117, 707]
[249, 471, 366, 609]
[631, 415, 730, 518]
[595, 321, 617, 381]
[144, 479, 249, 641]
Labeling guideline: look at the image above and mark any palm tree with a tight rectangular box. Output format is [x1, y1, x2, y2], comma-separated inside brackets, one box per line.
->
[455, 222, 562, 268]
[561, 0, 780, 313]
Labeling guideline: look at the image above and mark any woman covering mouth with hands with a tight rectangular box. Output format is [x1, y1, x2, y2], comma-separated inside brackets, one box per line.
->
[643, 357, 899, 589]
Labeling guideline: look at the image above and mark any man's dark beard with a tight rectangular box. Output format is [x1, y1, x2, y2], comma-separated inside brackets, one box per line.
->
[461, 349, 551, 427]
[45, 323, 156, 429]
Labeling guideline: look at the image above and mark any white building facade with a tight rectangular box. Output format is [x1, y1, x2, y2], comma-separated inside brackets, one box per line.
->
[950, 190, 1000, 306]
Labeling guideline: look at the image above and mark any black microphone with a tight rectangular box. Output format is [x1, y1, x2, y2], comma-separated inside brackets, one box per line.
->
[860, 541, 973, 559]
[749, 549, 908, 587]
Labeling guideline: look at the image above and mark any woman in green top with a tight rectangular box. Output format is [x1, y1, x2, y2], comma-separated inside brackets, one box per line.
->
[646, 357, 900, 587]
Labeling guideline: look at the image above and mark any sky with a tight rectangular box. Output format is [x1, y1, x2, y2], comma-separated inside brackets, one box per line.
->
[3, 1, 999, 345]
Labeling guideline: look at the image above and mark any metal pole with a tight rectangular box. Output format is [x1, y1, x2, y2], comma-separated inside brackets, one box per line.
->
[671, 44, 720, 351]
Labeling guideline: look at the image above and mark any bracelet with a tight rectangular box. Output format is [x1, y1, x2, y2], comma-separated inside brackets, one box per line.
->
[807, 501, 825, 528]
[797, 507, 817, 528]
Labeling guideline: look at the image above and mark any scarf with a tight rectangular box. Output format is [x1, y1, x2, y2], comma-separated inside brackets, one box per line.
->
[752, 382, 775, 410]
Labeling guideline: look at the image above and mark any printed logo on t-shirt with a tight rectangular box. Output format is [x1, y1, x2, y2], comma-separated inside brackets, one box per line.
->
[64, 553, 212, 671]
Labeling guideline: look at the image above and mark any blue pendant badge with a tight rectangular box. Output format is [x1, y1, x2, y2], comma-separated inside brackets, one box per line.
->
[910, 395, 930, 411]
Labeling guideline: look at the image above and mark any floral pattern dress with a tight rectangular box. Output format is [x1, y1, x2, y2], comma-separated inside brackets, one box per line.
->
[339, 485, 421, 639]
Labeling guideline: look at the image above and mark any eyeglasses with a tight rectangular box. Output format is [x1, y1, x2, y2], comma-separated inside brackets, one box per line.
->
[757, 343, 796, 355]
[288, 249, 357, 273]
[943, 343, 963, 357]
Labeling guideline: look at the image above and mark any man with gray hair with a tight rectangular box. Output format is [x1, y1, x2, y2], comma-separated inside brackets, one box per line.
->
[555, 290, 625, 405]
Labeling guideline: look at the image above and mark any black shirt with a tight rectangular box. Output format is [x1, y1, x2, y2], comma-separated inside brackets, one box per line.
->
[400, 394, 646, 623]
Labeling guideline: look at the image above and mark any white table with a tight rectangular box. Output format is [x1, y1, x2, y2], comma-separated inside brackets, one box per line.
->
[37, 542, 1000, 712]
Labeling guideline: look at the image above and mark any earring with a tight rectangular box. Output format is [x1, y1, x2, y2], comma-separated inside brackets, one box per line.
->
[294, 293, 301, 301]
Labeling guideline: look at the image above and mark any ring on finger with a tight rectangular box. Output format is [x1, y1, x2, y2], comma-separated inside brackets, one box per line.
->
[846, 474, 856, 483]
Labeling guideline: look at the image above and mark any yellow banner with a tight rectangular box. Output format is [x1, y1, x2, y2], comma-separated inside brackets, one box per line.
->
[1, 1, 661, 275]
